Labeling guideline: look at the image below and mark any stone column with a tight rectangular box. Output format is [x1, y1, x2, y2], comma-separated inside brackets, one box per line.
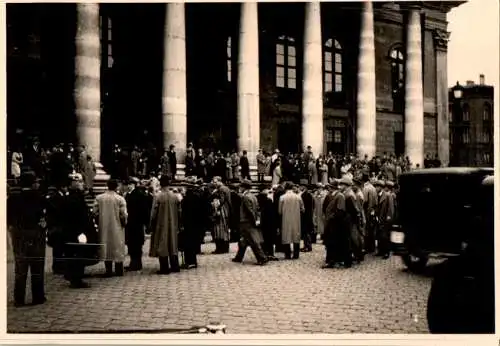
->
[74, 3, 101, 162]
[237, 2, 260, 171]
[162, 3, 187, 176]
[356, 1, 377, 158]
[302, 1, 323, 157]
[434, 29, 450, 167]
[404, 8, 424, 168]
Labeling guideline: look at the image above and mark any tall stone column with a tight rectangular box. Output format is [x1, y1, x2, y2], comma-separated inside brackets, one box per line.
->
[302, 1, 323, 157]
[404, 8, 424, 168]
[434, 29, 450, 167]
[162, 3, 187, 175]
[237, 2, 260, 170]
[356, 1, 377, 159]
[74, 3, 101, 162]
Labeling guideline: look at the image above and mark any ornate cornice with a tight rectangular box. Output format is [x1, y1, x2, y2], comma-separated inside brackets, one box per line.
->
[433, 29, 450, 51]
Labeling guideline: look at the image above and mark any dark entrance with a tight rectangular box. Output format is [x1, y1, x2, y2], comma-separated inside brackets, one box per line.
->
[394, 131, 404, 157]
[325, 118, 347, 156]
[278, 122, 300, 155]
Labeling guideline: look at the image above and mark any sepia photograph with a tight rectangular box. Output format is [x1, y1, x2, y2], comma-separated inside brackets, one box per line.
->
[4, 0, 497, 337]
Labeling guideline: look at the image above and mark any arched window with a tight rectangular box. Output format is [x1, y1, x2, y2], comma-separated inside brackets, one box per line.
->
[463, 104, 470, 121]
[389, 46, 404, 95]
[483, 102, 491, 121]
[276, 35, 297, 89]
[324, 38, 342, 93]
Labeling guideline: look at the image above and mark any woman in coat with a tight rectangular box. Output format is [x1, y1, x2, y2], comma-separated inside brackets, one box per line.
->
[210, 187, 230, 254]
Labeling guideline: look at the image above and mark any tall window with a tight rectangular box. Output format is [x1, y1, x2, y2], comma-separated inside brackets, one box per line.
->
[481, 129, 491, 143]
[462, 104, 470, 121]
[462, 127, 470, 144]
[226, 36, 232, 82]
[276, 35, 297, 89]
[483, 103, 492, 121]
[100, 15, 113, 68]
[324, 38, 342, 92]
[389, 46, 404, 111]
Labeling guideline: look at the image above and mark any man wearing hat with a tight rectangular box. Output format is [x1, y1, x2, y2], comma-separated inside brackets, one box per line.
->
[343, 177, 364, 264]
[232, 179, 268, 265]
[362, 174, 378, 254]
[278, 182, 305, 260]
[376, 180, 395, 259]
[46, 177, 69, 275]
[256, 149, 266, 183]
[62, 172, 96, 288]
[124, 177, 151, 271]
[299, 184, 314, 253]
[257, 186, 278, 261]
[94, 179, 128, 277]
[8, 171, 48, 306]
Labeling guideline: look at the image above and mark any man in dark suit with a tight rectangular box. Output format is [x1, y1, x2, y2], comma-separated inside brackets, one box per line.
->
[8, 171, 48, 306]
[62, 173, 97, 288]
[167, 145, 177, 180]
[239, 151, 250, 180]
[46, 181, 69, 275]
[300, 184, 315, 252]
[180, 181, 202, 268]
[232, 180, 268, 265]
[125, 178, 151, 271]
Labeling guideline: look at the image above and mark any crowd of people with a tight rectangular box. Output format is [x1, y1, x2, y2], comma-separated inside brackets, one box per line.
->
[8, 136, 445, 308]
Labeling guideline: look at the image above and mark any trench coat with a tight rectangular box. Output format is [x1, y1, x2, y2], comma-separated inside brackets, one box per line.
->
[272, 166, 282, 186]
[313, 191, 326, 235]
[93, 191, 128, 262]
[149, 188, 180, 258]
[278, 190, 305, 244]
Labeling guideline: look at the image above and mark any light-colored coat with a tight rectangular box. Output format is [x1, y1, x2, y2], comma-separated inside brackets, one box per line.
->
[279, 190, 305, 244]
[313, 190, 327, 235]
[272, 166, 282, 186]
[93, 191, 128, 262]
[149, 188, 180, 258]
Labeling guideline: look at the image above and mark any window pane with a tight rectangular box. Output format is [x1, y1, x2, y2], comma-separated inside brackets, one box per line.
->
[288, 46, 296, 57]
[325, 73, 332, 83]
[288, 78, 296, 89]
[335, 62, 342, 73]
[325, 81, 332, 92]
[334, 40, 341, 49]
[288, 37, 295, 43]
[288, 56, 296, 67]
[398, 51, 403, 60]
[325, 52, 332, 62]
[390, 50, 397, 59]
[276, 76, 285, 88]
[107, 56, 114, 68]
[335, 74, 342, 92]
[227, 47, 231, 58]
[288, 68, 296, 79]
[277, 53, 285, 66]
[325, 39, 333, 48]
[334, 130, 342, 143]
[108, 28, 112, 41]
[108, 17, 112, 28]
[108, 44, 112, 56]
[227, 71, 232, 82]
[276, 44, 284, 54]
[228, 60, 231, 71]
[276, 66, 285, 77]
[335, 53, 341, 64]
[325, 59, 332, 72]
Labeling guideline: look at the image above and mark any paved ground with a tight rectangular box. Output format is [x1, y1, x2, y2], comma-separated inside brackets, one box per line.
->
[7, 239, 434, 334]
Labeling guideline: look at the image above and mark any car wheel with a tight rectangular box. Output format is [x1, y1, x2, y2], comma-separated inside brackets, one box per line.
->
[402, 252, 428, 273]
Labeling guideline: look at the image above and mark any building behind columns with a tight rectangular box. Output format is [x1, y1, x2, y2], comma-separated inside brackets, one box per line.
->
[449, 75, 494, 167]
[7, 2, 463, 169]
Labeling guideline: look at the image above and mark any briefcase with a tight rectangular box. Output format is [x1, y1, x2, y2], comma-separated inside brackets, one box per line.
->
[65, 242, 104, 267]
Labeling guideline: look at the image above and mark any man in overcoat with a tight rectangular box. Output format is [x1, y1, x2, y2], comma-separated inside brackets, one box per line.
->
[62, 173, 97, 288]
[299, 184, 315, 252]
[362, 174, 378, 254]
[232, 180, 268, 265]
[377, 181, 395, 259]
[149, 175, 181, 274]
[8, 171, 47, 306]
[257, 187, 278, 260]
[93, 179, 128, 277]
[125, 178, 151, 271]
[181, 181, 202, 268]
[278, 182, 305, 259]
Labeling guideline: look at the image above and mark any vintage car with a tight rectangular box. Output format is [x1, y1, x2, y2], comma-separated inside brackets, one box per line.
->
[426, 174, 494, 334]
[390, 167, 494, 272]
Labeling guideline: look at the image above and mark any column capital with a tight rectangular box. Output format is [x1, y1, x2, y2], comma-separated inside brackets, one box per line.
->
[433, 29, 450, 52]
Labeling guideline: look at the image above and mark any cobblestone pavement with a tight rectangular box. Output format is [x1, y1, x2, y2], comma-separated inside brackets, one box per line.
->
[7, 239, 433, 334]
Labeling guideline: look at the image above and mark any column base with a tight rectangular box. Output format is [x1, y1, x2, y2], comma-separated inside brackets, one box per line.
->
[93, 162, 110, 195]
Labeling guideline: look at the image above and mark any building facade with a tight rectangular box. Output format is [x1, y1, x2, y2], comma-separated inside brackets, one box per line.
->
[449, 75, 494, 167]
[7, 2, 463, 169]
